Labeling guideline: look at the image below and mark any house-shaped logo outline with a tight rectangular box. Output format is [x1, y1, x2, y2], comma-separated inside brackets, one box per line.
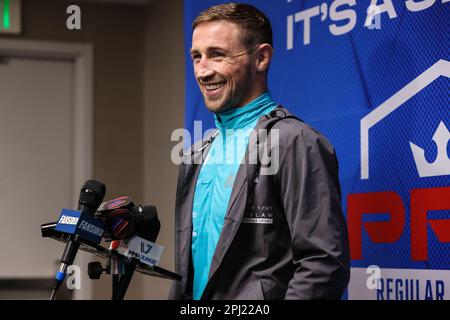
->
[360, 59, 450, 180]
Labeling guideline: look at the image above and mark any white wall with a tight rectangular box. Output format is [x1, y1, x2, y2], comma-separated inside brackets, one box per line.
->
[141, 0, 185, 299]
[0, 0, 185, 299]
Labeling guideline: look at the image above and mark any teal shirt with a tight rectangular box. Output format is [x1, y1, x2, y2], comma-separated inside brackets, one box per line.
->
[191, 92, 277, 300]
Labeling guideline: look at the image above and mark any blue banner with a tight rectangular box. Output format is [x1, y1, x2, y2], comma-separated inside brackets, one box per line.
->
[184, 0, 450, 300]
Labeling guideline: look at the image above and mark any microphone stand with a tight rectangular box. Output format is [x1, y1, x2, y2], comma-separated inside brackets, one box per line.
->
[42, 223, 181, 300]
[108, 250, 137, 300]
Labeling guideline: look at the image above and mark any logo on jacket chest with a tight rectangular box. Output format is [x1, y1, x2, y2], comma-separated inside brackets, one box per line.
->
[242, 206, 274, 224]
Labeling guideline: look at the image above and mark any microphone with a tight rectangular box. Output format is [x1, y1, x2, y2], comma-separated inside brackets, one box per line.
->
[51, 179, 106, 299]
[97, 196, 135, 250]
[103, 205, 160, 242]
[97, 196, 134, 212]
[136, 205, 160, 242]
[115, 205, 163, 269]
[105, 204, 161, 300]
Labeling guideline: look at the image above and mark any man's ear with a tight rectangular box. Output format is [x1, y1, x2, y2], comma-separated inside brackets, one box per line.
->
[255, 44, 273, 72]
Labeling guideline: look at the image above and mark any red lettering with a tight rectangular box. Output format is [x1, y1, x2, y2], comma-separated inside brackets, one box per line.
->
[348, 187, 450, 261]
[348, 192, 405, 260]
[411, 187, 450, 261]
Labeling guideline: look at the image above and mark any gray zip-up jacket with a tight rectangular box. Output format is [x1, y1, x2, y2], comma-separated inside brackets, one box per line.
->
[169, 106, 350, 300]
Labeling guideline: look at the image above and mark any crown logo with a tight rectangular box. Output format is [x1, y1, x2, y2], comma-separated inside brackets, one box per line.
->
[409, 121, 450, 178]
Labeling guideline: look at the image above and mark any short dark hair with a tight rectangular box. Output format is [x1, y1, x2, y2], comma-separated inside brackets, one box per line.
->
[192, 3, 273, 50]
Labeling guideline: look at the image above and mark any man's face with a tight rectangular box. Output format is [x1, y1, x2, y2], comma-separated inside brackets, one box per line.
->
[191, 20, 258, 113]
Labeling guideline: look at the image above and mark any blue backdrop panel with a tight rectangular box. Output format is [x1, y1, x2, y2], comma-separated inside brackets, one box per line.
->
[183, 0, 450, 300]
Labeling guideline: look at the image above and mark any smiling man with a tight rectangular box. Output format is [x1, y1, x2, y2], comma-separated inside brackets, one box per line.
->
[170, 3, 350, 300]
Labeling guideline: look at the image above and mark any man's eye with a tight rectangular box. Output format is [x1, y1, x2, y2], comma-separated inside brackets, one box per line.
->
[211, 52, 224, 58]
[191, 54, 201, 61]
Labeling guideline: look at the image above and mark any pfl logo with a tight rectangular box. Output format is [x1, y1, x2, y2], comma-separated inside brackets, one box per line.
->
[350, 60, 450, 262]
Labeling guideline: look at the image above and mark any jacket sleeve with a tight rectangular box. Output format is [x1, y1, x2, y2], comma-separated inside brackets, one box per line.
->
[168, 162, 185, 300]
[275, 127, 350, 299]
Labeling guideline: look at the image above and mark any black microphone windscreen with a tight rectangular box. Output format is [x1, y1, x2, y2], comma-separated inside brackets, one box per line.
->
[78, 179, 106, 213]
[140, 205, 158, 223]
[137, 205, 160, 242]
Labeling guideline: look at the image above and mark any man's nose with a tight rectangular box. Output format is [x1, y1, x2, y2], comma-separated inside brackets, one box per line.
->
[195, 59, 215, 80]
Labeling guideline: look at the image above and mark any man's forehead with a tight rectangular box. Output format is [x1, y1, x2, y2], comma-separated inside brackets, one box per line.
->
[191, 20, 244, 50]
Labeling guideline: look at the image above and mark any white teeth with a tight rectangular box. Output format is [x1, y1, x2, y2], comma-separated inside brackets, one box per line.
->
[205, 83, 224, 90]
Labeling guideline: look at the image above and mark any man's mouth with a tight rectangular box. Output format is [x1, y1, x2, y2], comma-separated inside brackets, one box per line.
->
[205, 82, 225, 90]
[204, 82, 226, 92]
